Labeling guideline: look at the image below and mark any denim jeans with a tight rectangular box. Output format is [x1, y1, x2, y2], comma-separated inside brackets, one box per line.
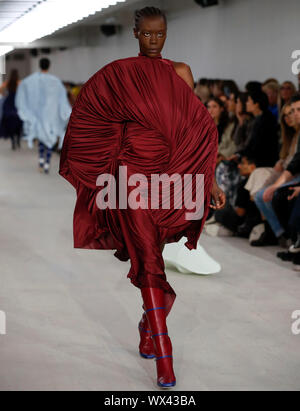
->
[254, 175, 300, 237]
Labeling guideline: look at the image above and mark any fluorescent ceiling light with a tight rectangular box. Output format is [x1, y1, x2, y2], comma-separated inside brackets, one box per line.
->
[0, 0, 126, 44]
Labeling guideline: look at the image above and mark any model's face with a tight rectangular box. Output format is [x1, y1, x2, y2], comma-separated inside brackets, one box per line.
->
[134, 16, 167, 58]
[207, 100, 223, 120]
[291, 101, 300, 126]
[280, 82, 294, 101]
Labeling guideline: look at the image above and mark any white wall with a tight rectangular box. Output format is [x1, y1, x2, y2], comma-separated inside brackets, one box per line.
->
[28, 0, 300, 89]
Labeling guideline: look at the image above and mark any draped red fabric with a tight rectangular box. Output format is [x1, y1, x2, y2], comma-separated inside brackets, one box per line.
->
[59, 52, 218, 312]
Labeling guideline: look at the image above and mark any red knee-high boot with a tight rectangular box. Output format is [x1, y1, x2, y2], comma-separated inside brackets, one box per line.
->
[141, 287, 176, 388]
[138, 305, 156, 359]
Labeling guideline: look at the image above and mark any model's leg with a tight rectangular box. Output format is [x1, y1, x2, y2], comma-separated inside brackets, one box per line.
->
[44, 146, 53, 174]
[141, 286, 176, 387]
[114, 172, 176, 366]
[38, 142, 45, 171]
[11, 135, 16, 150]
[138, 306, 156, 359]
[17, 134, 21, 149]
[138, 243, 168, 358]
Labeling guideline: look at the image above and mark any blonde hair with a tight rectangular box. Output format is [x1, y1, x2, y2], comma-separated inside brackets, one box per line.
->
[262, 81, 280, 94]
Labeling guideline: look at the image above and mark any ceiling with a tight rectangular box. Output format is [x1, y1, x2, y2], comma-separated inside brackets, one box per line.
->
[0, 0, 45, 32]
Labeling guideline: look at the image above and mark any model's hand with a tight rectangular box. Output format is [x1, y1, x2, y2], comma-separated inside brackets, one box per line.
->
[263, 185, 277, 202]
[288, 186, 300, 200]
[210, 181, 226, 210]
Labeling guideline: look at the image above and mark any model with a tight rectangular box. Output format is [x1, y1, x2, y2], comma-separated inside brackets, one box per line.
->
[59, 6, 226, 388]
[15, 58, 71, 173]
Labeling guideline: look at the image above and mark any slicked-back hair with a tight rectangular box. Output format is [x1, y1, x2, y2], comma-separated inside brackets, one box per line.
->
[134, 6, 167, 30]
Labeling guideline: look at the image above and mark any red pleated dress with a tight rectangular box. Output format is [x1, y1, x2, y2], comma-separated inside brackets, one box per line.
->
[59, 52, 218, 312]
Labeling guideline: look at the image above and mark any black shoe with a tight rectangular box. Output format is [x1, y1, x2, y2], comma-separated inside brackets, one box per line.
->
[250, 221, 278, 247]
[292, 253, 300, 271]
[278, 235, 291, 249]
[276, 251, 294, 262]
[236, 222, 252, 238]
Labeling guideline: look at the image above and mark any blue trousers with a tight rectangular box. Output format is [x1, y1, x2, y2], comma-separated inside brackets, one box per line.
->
[39, 142, 53, 164]
[254, 175, 300, 237]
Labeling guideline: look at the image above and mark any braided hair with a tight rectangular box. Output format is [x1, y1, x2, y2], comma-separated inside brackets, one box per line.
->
[134, 6, 167, 30]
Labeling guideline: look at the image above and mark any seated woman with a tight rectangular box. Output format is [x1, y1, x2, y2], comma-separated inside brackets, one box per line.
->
[207, 97, 238, 205]
[207, 96, 236, 149]
[245, 102, 299, 198]
[231, 92, 254, 152]
[215, 92, 254, 206]
[279, 81, 296, 112]
[252, 95, 300, 246]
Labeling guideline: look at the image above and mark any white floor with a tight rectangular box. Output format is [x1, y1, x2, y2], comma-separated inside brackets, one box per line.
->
[0, 139, 299, 391]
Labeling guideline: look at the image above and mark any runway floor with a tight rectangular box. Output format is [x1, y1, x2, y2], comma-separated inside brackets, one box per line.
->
[0, 139, 299, 391]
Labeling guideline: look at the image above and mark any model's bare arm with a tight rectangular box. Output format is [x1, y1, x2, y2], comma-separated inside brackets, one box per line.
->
[173, 62, 195, 90]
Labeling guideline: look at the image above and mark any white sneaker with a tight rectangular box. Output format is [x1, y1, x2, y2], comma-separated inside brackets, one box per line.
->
[162, 236, 221, 275]
[44, 162, 50, 174]
[289, 245, 300, 253]
[38, 159, 44, 173]
[289, 239, 300, 253]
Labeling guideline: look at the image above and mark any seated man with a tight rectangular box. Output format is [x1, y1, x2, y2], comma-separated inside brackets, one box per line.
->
[213, 156, 261, 236]
[231, 90, 279, 167]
